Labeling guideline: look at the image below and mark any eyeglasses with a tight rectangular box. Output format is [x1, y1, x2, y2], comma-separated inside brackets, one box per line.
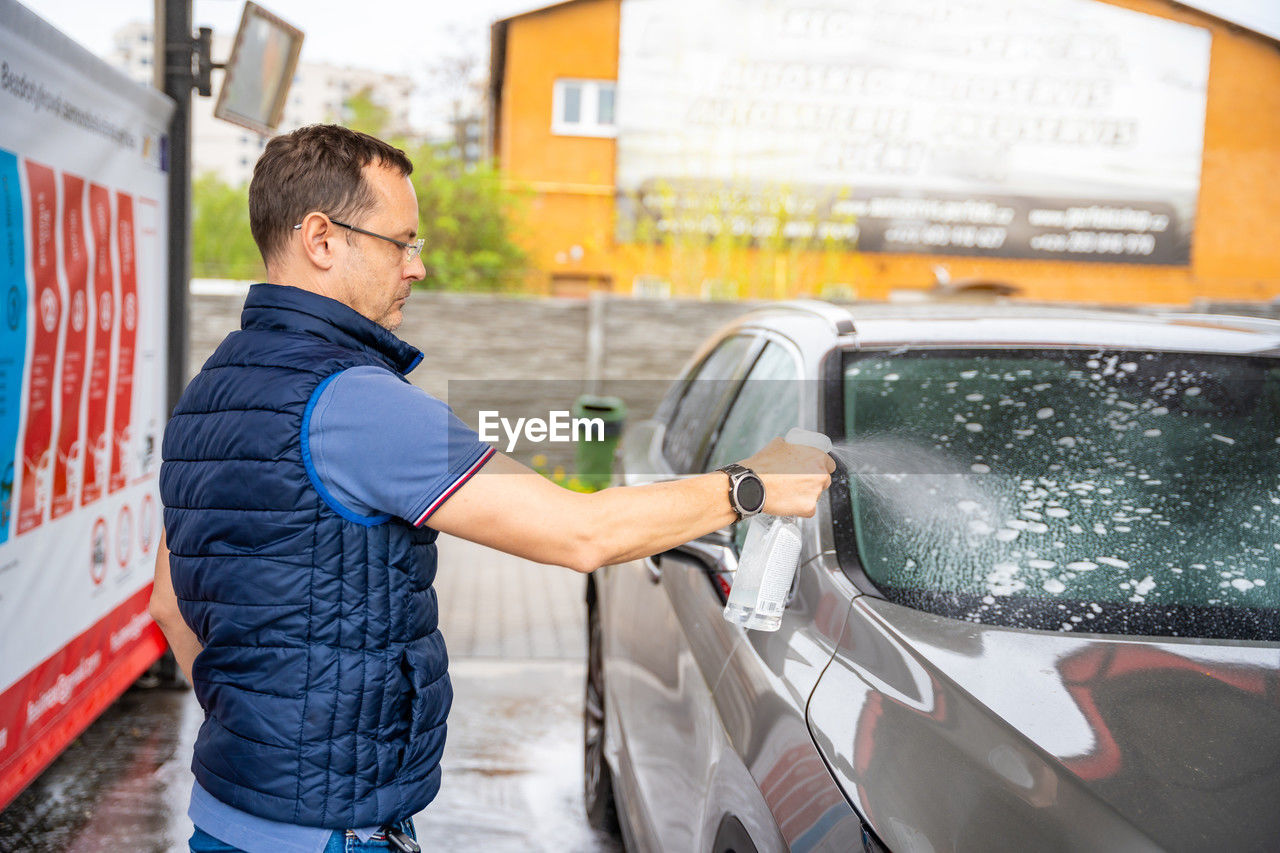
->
[293, 217, 425, 262]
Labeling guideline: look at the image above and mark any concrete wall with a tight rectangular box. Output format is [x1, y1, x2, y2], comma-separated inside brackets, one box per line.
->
[187, 290, 757, 472]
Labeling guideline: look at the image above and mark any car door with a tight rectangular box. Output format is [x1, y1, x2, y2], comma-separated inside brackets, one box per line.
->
[706, 339, 871, 850]
[625, 338, 821, 851]
[604, 332, 761, 850]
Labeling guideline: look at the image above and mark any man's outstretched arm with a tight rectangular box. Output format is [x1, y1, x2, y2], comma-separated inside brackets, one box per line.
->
[428, 437, 834, 573]
[148, 531, 203, 683]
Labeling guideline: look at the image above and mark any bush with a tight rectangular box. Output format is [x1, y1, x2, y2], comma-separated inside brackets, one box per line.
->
[190, 88, 528, 292]
[191, 173, 264, 281]
[403, 142, 527, 292]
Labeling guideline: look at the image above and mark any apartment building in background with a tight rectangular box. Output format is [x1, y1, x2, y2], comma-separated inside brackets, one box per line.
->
[111, 21, 415, 187]
[489, 0, 1280, 303]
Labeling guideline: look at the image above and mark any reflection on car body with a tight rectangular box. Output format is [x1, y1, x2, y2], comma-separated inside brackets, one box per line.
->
[585, 301, 1280, 852]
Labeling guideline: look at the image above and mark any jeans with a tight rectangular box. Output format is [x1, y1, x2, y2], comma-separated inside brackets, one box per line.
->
[189, 819, 418, 853]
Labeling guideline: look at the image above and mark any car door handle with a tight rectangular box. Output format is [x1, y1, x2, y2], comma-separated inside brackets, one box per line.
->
[671, 534, 739, 579]
[643, 554, 662, 584]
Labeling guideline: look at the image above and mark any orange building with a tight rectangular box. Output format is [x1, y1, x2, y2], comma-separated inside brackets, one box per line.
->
[489, 0, 1280, 304]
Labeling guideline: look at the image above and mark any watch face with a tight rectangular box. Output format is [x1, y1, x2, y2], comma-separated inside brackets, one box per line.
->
[736, 476, 765, 513]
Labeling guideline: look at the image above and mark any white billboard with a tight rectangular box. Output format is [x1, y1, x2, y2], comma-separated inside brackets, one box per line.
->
[0, 0, 172, 808]
[616, 0, 1211, 265]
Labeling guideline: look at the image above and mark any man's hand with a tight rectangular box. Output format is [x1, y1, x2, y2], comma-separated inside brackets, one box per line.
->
[739, 436, 836, 518]
[148, 531, 203, 684]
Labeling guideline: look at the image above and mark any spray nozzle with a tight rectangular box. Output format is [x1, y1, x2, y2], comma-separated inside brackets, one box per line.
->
[785, 427, 833, 453]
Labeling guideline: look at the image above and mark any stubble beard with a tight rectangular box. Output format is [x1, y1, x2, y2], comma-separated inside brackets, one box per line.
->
[378, 306, 404, 332]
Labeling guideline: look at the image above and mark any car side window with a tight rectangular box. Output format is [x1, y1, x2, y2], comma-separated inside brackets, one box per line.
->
[663, 335, 755, 474]
[708, 342, 803, 548]
[708, 342, 803, 470]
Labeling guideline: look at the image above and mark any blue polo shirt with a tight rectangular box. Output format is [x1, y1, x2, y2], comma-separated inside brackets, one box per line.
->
[189, 365, 494, 852]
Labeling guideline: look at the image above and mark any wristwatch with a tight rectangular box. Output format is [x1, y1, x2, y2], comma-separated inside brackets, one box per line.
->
[718, 463, 766, 520]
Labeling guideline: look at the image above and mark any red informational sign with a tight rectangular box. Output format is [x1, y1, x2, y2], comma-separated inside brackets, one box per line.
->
[0, 584, 165, 811]
[51, 173, 89, 519]
[108, 192, 136, 494]
[17, 161, 61, 535]
[81, 184, 115, 507]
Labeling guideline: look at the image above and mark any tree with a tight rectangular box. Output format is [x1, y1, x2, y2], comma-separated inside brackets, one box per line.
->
[404, 142, 527, 292]
[190, 88, 526, 291]
[191, 173, 264, 281]
[345, 87, 527, 292]
[342, 86, 392, 137]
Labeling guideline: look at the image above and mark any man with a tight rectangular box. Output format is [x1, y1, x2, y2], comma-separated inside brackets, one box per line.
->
[149, 124, 833, 853]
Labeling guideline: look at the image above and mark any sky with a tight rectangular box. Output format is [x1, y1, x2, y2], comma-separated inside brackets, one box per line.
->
[19, 0, 542, 128]
[22, 0, 1280, 74]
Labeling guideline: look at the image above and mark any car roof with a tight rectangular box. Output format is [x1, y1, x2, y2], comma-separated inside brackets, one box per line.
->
[728, 300, 1280, 355]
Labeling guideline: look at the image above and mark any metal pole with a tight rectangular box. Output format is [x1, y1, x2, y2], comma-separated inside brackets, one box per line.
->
[585, 290, 605, 396]
[145, 0, 194, 688]
[159, 0, 191, 413]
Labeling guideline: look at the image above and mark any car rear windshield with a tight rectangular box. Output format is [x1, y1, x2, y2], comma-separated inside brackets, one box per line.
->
[837, 348, 1280, 640]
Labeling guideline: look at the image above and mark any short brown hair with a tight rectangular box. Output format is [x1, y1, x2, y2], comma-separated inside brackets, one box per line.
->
[249, 124, 414, 265]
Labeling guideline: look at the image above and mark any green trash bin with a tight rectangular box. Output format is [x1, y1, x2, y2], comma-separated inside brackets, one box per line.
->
[572, 394, 627, 490]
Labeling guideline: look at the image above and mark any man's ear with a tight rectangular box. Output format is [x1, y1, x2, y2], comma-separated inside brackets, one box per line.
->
[297, 212, 338, 271]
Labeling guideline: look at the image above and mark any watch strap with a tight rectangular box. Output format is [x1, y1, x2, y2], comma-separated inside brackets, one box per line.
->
[718, 463, 763, 519]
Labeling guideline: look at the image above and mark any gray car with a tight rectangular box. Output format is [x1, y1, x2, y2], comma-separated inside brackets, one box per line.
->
[584, 301, 1280, 853]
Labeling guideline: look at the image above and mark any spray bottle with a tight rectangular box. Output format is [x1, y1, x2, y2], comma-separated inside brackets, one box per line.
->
[723, 428, 833, 632]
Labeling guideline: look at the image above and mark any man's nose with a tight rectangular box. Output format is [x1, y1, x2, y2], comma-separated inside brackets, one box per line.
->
[406, 255, 426, 281]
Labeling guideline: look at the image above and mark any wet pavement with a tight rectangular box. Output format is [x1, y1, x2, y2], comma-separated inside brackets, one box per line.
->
[0, 537, 623, 852]
[0, 686, 198, 852]
[413, 659, 620, 852]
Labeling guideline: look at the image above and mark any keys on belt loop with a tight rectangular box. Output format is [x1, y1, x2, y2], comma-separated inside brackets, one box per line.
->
[381, 825, 420, 853]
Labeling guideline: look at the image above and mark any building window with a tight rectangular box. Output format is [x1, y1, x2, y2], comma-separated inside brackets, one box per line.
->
[552, 79, 617, 138]
[563, 84, 581, 123]
[597, 86, 615, 125]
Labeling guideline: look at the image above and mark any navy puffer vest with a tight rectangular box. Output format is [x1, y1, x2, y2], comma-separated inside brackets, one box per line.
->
[161, 284, 450, 828]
